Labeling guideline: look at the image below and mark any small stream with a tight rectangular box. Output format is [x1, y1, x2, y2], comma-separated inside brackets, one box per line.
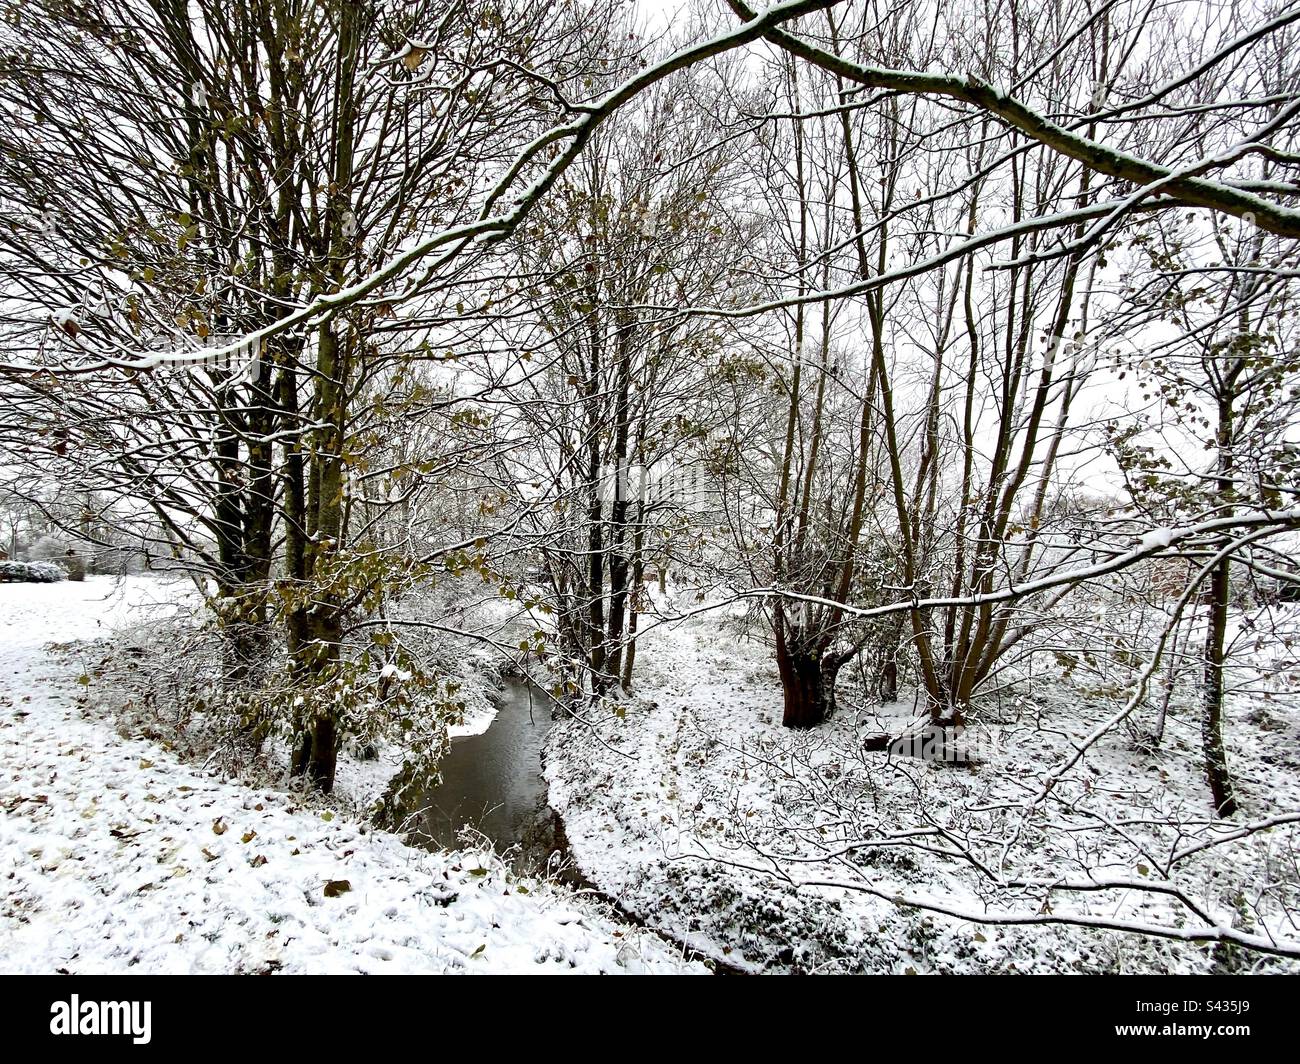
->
[402, 677, 743, 972]
[405, 678, 578, 880]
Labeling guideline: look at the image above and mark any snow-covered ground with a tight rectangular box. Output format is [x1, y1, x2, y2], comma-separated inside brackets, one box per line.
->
[546, 601, 1300, 973]
[0, 577, 705, 974]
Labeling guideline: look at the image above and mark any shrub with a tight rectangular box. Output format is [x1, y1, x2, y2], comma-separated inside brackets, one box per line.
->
[0, 560, 67, 583]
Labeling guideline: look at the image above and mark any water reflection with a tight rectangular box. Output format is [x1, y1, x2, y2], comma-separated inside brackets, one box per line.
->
[408, 679, 576, 879]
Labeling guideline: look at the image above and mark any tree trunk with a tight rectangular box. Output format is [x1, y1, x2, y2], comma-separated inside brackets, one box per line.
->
[1202, 552, 1238, 817]
[1201, 380, 1240, 817]
[288, 610, 344, 792]
[775, 623, 833, 728]
[621, 600, 639, 692]
[878, 657, 898, 703]
[285, 0, 360, 793]
[620, 524, 646, 692]
[307, 711, 339, 793]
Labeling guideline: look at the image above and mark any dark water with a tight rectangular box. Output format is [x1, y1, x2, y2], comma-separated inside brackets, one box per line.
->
[408, 679, 576, 878]
[404, 678, 738, 971]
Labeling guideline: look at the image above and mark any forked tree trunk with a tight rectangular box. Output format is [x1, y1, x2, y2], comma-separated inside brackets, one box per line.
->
[778, 654, 827, 728]
[775, 629, 836, 728]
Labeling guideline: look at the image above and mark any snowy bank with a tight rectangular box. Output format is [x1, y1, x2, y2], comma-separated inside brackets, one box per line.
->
[546, 604, 1300, 974]
[0, 577, 705, 974]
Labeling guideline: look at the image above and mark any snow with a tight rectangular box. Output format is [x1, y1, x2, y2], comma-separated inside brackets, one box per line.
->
[546, 595, 1300, 973]
[0, 560, 65, 583]
[447, 703, 499, 739]
[1140, 527, 1175, 550]
[0, 577, 705, 974]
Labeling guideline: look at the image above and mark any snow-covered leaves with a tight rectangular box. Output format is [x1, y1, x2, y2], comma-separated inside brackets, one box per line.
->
[0, 560, 66, 583]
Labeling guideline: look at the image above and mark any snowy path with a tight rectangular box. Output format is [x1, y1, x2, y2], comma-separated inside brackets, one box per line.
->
[0, 577, 704, 974]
